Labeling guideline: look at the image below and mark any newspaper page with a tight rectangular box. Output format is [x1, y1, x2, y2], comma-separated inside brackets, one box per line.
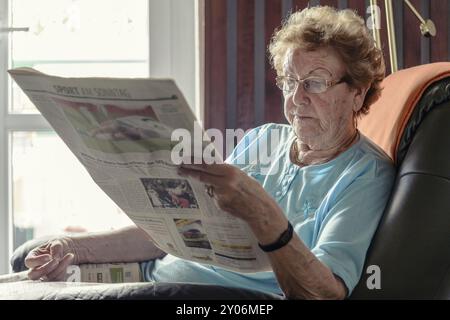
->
[8, 68, 271, 273]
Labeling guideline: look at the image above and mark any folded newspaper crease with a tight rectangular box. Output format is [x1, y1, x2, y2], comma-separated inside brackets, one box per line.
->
[9, 68, 271, 273]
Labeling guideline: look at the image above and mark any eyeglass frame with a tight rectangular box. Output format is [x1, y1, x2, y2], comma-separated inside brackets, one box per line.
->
[275, 74, 349, 95]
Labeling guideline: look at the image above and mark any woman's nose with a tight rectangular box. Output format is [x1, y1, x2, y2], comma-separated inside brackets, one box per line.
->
[292, 82, 310, 107]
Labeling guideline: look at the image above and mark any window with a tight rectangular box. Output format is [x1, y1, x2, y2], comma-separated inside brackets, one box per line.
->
[0, 0, 199, 275]
[0, 0, 150, 274]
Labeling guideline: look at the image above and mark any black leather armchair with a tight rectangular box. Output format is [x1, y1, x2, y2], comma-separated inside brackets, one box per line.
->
[351, 73, 450, 299]
[6, 64, 450, 300]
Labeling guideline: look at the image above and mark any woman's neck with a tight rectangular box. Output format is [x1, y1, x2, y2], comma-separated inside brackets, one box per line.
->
[291, 129, 359, 167]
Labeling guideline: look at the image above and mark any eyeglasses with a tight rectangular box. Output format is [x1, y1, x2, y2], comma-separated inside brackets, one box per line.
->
[275, 75, 347, 95]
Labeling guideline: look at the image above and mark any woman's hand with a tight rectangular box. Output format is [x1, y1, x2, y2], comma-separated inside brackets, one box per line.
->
[178, 163, 287, 242]
[24, 237, 76, 281]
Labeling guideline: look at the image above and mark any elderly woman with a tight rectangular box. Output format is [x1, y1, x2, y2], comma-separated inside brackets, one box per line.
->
[23, 6, 394, 299]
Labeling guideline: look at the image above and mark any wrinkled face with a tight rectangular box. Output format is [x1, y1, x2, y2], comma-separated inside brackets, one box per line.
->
[283, 47, 359, 150]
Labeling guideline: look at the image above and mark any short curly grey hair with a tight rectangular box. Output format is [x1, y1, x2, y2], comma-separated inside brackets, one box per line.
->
[269, 6, 385, 116]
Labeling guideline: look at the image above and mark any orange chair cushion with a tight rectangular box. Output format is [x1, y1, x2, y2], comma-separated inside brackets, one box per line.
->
[359, 62, 450, 162]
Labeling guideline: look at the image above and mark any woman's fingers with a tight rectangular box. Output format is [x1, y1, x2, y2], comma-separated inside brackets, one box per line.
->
[49, 241, 65, 260]
[25, 238, 65, 269]
[27, 257, 60, 280]
[25, 253, 52, 269]
[25, 238, 75, 281]
[45, 253, 75, 281]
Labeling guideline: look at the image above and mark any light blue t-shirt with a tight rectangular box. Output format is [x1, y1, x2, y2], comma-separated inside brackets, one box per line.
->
[140, 123, 395, 296]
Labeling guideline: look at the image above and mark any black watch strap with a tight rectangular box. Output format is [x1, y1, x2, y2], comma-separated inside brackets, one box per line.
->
[258, 221, 293, 252]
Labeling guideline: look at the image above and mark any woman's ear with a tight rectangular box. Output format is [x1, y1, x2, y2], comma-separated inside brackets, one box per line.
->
[352, 85, 370, 113]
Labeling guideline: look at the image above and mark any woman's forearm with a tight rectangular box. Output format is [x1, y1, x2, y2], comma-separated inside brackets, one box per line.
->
[249, 206, 346, 300]
[266, 234, 347, 300]
[67, 225, 166, 264]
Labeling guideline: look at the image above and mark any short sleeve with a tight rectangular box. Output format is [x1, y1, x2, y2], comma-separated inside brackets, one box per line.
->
[311, 165, 395, 296]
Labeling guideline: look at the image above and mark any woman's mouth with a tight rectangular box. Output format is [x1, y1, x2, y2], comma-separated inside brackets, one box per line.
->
[293, 115, 314, 121]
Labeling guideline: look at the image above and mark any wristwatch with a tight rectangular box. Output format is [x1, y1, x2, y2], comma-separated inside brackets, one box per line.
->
[258, 221, 293, 252]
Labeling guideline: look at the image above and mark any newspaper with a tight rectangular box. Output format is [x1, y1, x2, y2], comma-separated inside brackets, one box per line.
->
[65, 263, 142, 283]
[9, 68, 271, 273]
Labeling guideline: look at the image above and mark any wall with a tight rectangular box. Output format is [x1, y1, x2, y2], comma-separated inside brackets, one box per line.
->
[149, 0, 198, 116]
